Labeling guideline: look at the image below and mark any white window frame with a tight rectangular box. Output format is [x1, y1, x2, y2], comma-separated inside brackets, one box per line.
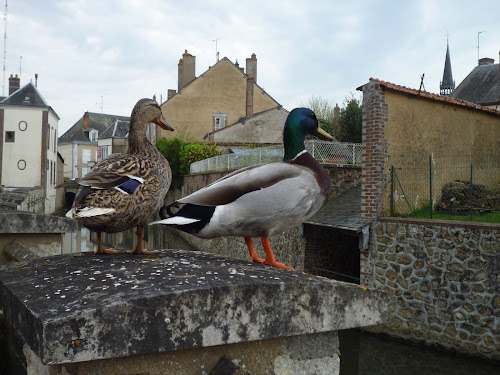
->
[213, 113, 227, 131]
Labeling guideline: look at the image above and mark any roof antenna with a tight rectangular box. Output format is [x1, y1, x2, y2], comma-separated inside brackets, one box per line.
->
[419, 73, 425, 93]
[477, 31, 485, 63]
[213, 37, 221, 63]
[2, 0, 7, 96]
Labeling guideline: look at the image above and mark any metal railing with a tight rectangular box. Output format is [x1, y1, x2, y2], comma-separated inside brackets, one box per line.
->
[189, 140, 362, 174]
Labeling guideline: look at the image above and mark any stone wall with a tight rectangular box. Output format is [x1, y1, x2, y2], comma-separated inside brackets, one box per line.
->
[362, 217, 500, 360]
[183, 164, 361, 200]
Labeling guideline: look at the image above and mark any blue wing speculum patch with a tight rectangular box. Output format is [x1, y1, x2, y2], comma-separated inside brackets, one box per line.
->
[115, 178, 142, 194]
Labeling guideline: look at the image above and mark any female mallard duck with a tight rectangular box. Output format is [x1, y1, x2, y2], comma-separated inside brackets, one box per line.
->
[151, 107, 333, 270]
[63, 98, 174, 254]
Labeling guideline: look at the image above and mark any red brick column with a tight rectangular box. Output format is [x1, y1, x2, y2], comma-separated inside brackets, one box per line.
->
[360, 80, 389, 221]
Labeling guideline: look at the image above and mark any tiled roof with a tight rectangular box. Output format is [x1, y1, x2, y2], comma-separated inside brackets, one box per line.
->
[58, 112, 130, 144]
[99, 120, 130, 139]
[1, 82, 48, 107]
[357, 78, 500, 116]
[450, 63, 500, 105]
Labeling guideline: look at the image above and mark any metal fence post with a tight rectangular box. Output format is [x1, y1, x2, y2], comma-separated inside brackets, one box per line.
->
[429, 155, 433, 219]
[391, 166, 395, 216]
[470, 164, 473, 221]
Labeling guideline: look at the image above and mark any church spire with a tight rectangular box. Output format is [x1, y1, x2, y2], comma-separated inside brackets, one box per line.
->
[440, 40, 455, 95]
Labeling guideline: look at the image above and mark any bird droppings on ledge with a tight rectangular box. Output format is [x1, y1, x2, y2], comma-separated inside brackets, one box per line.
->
[0, 249, 388, 365]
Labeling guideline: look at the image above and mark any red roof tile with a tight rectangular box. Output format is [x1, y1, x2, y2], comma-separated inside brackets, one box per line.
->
[357, 78, 500, 117]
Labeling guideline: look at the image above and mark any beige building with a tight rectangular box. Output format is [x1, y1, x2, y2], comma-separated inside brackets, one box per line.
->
[58, 112, 130, 179]
[0, 75, 60, 214]
[357, 77, 500, 218]
[159, 51, 281, 142]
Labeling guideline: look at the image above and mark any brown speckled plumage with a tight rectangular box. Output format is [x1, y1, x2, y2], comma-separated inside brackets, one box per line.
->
[62, 98, 174, 254]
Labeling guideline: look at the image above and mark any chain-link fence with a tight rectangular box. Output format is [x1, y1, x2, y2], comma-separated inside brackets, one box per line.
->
[390, 154, 500, 221]
[190, 140, 362, 174]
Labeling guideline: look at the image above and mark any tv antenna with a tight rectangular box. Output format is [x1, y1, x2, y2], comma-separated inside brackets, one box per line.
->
[96, 96, 103, 113]
[477, 31, 485, 63]
[2, 0, 7, 96]
[213, 38, 221, 63]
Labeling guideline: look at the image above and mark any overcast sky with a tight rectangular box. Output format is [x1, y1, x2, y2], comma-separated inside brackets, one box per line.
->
[5, 0, 500, 135]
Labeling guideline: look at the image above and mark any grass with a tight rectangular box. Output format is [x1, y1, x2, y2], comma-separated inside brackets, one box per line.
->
[405, 205, 500, 224]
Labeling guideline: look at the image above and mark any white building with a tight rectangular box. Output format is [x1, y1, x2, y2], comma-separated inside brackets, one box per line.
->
[0, 75, 60, 214]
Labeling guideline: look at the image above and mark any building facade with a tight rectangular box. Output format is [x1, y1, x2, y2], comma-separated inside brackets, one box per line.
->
[0, 75, 60, 214]
[159, 51, 281, 142]
[58, 112, 130, 179]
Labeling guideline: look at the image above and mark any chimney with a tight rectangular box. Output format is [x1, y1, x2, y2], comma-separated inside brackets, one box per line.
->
[478, 57, 494, 66]
[83, 112, 89, 129]
[246, 53, 257, 83]
[35, 73, 38, 87]
[178, 49, 196, 91]
[246, 76, 254, 117]
[8, 74, 20, 95]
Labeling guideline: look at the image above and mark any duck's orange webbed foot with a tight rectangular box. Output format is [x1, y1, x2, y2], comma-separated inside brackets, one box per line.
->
[261, 237, 295, 271]
[244, 237, 266, 264]
[95, 232, 123, 254]
[127, 226, 161, 255]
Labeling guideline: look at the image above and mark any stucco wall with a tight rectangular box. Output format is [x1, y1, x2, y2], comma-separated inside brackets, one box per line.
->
[2, 108, 43, 187]
[360, 80, 500, 218]
[159, 59, 278, 141]
[212, 108, 287, 143]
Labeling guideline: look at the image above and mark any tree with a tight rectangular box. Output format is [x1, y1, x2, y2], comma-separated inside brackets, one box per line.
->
[302, 96, 336, 137]
[339, 96, 362, 143]
[156, 138, 221, 189]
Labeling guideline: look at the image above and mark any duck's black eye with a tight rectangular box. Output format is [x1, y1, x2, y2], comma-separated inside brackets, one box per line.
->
[308, 113, 316, 119]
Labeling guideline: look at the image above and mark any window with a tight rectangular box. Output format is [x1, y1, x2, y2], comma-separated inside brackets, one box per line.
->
[5, 131, 15, 142]
[82, 149, 91, 163]
[102, 146, 108, 159]
[213, 113, 227, 131]
[89, 130, 98, 142]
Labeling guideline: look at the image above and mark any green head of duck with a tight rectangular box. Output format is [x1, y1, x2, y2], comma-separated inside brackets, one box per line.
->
[283, 108, 334, 161]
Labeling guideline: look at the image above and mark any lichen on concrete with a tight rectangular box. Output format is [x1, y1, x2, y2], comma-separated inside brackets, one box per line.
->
[0, 250, 387, 367]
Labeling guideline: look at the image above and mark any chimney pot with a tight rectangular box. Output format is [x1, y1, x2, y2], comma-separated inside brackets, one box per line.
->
[83, 112, 90, 130]
[178, 49, 196, 91]
[246, 53, 257, 83]
[478, 57, 494, 65]
[8, 73, 20, 95]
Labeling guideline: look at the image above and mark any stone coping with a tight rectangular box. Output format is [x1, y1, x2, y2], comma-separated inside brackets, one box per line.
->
[0, 211, 77, 234]
[0, 250, 387, 365]
[379, 216, 500, 229]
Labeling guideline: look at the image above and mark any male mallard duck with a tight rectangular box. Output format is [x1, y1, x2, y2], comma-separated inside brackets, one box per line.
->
[151, 107, 333, 270]
[62, 98, 174, 254]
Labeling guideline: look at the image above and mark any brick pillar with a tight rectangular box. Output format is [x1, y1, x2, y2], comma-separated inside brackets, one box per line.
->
[246, 77, 254, 117]
[360, 80, 389, 220]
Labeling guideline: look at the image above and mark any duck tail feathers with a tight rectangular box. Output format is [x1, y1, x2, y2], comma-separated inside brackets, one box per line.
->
[150, 217, 200, 226]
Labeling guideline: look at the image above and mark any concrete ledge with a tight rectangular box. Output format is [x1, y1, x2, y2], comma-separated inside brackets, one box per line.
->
[0, 211, 77, 234]
[0, 250, 387, 368]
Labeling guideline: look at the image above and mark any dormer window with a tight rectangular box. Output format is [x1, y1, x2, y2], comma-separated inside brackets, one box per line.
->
[89, 129, 98, 142]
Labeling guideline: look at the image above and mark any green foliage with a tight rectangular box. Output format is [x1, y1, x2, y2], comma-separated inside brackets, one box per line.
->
[411, 204, 500, 223]
[339, 96, 362, 143]
[156, 138, 221, 189]
[319, 119, 335, 138]
[156, 137, 185, 189]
